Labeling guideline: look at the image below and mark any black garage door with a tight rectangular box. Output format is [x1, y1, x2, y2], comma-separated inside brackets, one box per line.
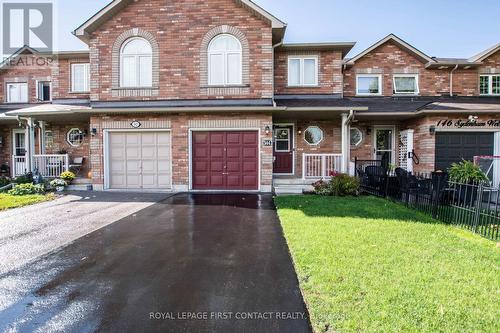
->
[435, 132, 494, 171]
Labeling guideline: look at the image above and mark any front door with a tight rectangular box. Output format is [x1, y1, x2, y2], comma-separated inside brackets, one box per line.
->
[273, 125, 293, 174]
[374, 128, 394, 164]
[12, 129, 27, 176]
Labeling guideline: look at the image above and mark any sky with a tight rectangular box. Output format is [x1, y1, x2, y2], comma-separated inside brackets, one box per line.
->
[55, 0, 499, 58]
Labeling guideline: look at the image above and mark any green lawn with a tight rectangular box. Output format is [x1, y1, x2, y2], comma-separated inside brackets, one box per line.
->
[0, 193, 54, 211]
[275, 195, 500, 333]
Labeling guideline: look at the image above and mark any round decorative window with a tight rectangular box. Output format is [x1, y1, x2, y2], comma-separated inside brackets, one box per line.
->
[304, 126, 324, 145]
[350, 128, 363, 147]
[67, 128, 84, 147]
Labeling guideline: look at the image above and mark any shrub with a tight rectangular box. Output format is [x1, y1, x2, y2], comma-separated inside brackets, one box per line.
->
[14, 172, 33, 184]
[8, 183, 45, 196]
[60, 171, 76, 183]
[0, 176, 11, 187]
[313, 174, 360, 196]
[50, 179, 67, 187]
[448, 160, 489, 184]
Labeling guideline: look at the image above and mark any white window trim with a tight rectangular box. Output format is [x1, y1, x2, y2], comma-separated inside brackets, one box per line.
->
[36, 80, 52, 102]
[120, 37, 153, 88]
[67, 128, 84, 147]
[304, 126, 324, 146]
[350, 127, 363, 147]
[479, 74, 500, 96]
[287, 56, 319, 87]
[393, 74, 420, 95]
[6, 82, 28, 103]
[207, 34, 243, 87]
[356, 74, 382, 96]
[71, 63, 90, 93]
[274, 128, 291, 152]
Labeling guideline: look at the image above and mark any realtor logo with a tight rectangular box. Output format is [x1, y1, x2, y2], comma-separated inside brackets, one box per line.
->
[1, 1, 54, 56]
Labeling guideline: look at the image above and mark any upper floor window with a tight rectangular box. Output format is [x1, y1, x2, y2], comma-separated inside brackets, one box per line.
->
[356, 74, 382, 95]
[480, 75, 500, 95]
[120, 38, 153, 88]
[208, 34, 242, 86]
[37, 81, 51, 101]
[6, 82, 28, 103]
[71, 63, 90, 92]
[288, 56, 318, 87]
[393, 74, 419, 95]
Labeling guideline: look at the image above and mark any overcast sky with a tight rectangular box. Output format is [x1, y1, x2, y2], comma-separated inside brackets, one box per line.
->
[57, 0, 499, 58]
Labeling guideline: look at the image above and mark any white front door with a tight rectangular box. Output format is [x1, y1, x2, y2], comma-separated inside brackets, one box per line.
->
[12, 129, 27, 176]
[107, 131, 171, 190]
[374, 128, 395, 164]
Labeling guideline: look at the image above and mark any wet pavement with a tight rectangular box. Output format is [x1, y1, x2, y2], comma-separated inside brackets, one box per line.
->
[0, 193, 310, 333]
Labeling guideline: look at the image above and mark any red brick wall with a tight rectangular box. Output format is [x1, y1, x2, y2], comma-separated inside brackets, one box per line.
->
[274, 50, 343, 95]
[480, 50, 500, 71]
[87, 0, 273, 101]
[343, 41, 482, 97]
[0, 125, 14, 170]
[89, 112, 273, 191]
[52, 57, 91, 100]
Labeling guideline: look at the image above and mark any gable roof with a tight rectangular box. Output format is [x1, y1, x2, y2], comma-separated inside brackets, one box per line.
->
[73, 0, 287, 43]
[469, 43, 500, 62]
[0, 45, 89, 70]
[345, 34, 436, 65]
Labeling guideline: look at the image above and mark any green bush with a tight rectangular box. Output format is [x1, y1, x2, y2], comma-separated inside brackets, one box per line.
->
[8, 183, 45, 196]
[448, 160, 489, 184]
[313, 174, 360, 196]
[0, 176, 11, 187]
[14, 172, 34, 184]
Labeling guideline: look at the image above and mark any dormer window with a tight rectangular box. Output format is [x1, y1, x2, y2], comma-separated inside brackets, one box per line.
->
[120, 37, 153, 88]
[393, 74, 419, 95]
[356, 75, 382, 96]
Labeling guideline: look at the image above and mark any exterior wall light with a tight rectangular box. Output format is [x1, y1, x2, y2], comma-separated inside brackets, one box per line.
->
[264, 125, 271, 135]
[429, 125, 436, 134]
[91, 128, 98, 136]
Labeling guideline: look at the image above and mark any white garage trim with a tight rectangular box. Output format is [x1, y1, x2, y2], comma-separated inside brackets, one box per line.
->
[494, 132, 500, 186]
[188, 128, 262, 192]
[103, 129, 172, 191]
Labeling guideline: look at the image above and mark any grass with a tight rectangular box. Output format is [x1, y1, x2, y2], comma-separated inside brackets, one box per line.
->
[0, 193, 55, 211]
[275, 195, 500, 333]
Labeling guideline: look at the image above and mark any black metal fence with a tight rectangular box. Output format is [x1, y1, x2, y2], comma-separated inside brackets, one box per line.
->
[354, 159, 500, 241]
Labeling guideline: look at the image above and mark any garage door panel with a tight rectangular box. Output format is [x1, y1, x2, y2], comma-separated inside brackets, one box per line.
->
[192, 131, 258, 190]
[194, 147, 209, 159]
[436, 132, 494, 171]
[108, 132, 171, 190]
[194, 161, 208, 172]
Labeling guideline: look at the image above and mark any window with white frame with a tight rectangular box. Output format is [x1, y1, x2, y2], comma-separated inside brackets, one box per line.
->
[67, 128, 84, 147]
[71, 63, 90, 92]
[350, 128, 363, 147]
[304, 126, 324, 145]
[274, 128, 290, 152]
[480, 75, 500, 95]
[288, 56, 318, 87]
[393, 74, 419, 94]
[356, 75, 382, 95]
[37, 81, 51, 101]
[6, 82, 28, 103]
[208, 34, 242, 86]
[120, 38, 153, 88]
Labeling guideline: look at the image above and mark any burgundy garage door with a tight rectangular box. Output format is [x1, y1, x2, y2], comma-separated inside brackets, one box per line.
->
[192, 131, 259, 190]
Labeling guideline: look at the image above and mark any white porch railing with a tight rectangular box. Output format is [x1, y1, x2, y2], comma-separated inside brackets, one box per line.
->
[303, 154, 343, 179]
[12, 154, 69, 178]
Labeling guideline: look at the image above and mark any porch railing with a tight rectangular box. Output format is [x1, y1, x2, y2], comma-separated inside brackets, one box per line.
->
[12, 154, 69, 178]
[303, 154, 343, 179]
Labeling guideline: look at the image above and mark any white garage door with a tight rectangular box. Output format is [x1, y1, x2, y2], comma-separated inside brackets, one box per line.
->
[108, 131, 171, 190]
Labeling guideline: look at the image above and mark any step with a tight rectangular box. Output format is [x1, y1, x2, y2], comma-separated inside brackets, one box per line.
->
[72, 178, 93, 185]
[66, 184, 93, 191]
[273, 184, 314, 195]
[273, 178, 318, 186]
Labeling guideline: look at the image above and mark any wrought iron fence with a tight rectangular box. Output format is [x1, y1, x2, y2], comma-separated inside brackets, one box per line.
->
[355, 160, 500, 241]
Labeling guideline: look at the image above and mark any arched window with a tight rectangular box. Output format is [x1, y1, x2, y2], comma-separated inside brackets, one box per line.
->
[208, 34, 242, 86]
[120, 38, 152, 88]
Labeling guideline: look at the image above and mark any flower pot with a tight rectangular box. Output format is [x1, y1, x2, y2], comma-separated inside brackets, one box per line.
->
[56, 186, 65, 192]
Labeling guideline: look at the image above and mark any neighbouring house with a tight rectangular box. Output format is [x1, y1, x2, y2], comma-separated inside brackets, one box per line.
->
[0, 0, 499, 193]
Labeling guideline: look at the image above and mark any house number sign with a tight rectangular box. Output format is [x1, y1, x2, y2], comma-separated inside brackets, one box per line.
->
[436, 119, 500, 129]
[262, 139, 273, 147]
[130, 121, 142, 128]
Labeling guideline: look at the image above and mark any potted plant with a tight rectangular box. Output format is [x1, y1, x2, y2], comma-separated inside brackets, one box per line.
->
[448, 160, 489, 205]
[50, 178, 67, 192]
[60, 171, 76, 184]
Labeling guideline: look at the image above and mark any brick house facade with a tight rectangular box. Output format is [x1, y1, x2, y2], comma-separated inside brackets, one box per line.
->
[0, 0, 499, 192]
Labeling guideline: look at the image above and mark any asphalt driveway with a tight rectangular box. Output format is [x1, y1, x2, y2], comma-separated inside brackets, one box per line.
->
[0, 193, 310, 333]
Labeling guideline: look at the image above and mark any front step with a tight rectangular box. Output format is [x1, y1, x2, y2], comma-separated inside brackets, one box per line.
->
[273, 184, 315, 196]
[66, 184, 93, 191]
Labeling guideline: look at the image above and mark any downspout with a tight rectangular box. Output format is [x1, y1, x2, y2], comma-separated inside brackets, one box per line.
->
[449, 64, 458, 97]
[272, 41, 284, 108]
